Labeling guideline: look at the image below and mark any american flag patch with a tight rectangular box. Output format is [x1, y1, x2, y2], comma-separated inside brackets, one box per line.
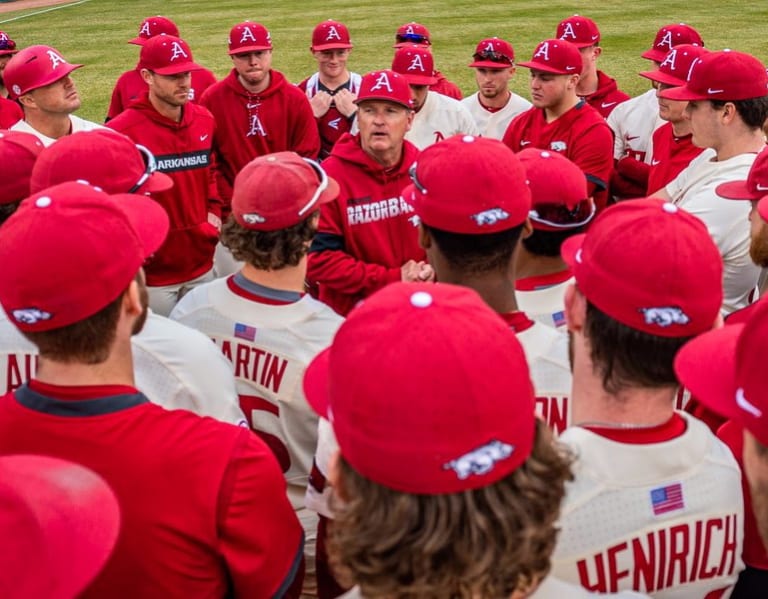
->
[650, 483, 684, 516]
[552, 311, 566, 327]
[234, 323, 256, 341]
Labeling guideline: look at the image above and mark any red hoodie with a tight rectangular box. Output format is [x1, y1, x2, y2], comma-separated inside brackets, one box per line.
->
[307, 133, 425, 316]
[582, 71, 630, 118]
[200, 69, 320, 207]
[108, 93, 219, 287]
[430, 71, 462, 100]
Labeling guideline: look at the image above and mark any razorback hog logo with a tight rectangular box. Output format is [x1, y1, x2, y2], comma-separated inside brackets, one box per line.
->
[12, 308, 52, 325]
[550, 140, 567, 152]
[241, 213, 266, 225]
[640, 306, 690, 327]
[472, 208, 509, 226]
[444, 440, 514, 479]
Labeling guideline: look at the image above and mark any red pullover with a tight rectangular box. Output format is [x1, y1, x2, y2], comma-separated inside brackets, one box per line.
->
[582, 70, 630, 118]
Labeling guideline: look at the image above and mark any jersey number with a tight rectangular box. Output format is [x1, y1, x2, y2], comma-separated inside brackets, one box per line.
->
[238, 394, 291, 473]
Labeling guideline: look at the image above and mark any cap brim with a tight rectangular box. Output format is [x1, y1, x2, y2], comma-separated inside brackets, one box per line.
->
[469, 60, 512, 69]
[354, 96, 412, 109]
[228, 45, 272, 55]
[20, 63, 84, 96]
[128, 36, 147, 46]
[641, 49, 666, 62]
[638, 70, 686, 87]
[399, 73, 438, 85]
[716, 180, 755, 200]
[312, 43, 353, 51]
[517, 60, 573, 75]
[560, 233, 586, 267]
[393, 42, 430, 49]
[0, 49, 18, 56]
[152, 62, 203, 75]
[303, 347, 332, 419]
[659, 85, 709, 101]
[111, 194, 170, 258]
[144, 171, 174, 195]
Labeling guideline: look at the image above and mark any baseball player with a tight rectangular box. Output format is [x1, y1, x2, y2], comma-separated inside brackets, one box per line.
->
[555, 15, 629, 118]
[515, 148, 594, 330]
[0, 31, 21, 127]
[11, 128, 247, 428]
[306, 69, 433, 316]
[5, 45, 103, 146]
[389, 45, 478, 149]
[0, 180, 304, 597]
[106, 15, 217, 121]
[552, 198, 744, 597]
[108, 35, 220, 316]
[461, 37, 531, 140]
[502, 39, 613, 212]
[651, 50, 768, 314]
[608, 23, 703, 199]
[393, 22, 462, 99]
[298, 20, 361, 160]
[303, 282, 647, 599]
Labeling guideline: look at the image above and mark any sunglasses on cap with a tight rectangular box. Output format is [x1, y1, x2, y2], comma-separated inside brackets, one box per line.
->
[396, 33, 430, 45]
[473, 50, 512, 65]
[529, 201, 595, 229]
[297, 157, 330, 217]
[408, 161, 428, 194]
[0, 39, 16, 51]
[128, 144, 159, 194]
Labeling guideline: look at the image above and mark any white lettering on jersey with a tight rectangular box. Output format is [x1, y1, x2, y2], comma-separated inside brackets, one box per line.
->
[326, 25, 341, 41]
[408, 54, 425, 73]
[659, 30, 673, 51]
[219, 340, 289, 393]
[4, 353, 38, 393]
[640, 306, 689, 327]
[659, 49, 678, 71]
[240, 26, 257, 43]
[471, 207, 509, 226]
[46, 50, 66, 70]
[444, 439, 514, 479]
[247, 114, 267, 137]
[534, 41, 551, 62]
[536, 396, 569, 436]
[169, 41, 188, 61]
[139, 21, 151, 37]
[347, 196, 414, 225]
[561, 23, 577, 41]
[369, 71, 393, 93]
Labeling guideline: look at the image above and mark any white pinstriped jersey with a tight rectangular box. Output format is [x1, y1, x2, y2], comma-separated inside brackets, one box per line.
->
[406, 91, 479, 149]
[607, 89, 663, 162]
[460, 91, 532, 140]
[170, 275, 342, 510]
[0, 307, 246, 425]
[552, 413, 744, 598]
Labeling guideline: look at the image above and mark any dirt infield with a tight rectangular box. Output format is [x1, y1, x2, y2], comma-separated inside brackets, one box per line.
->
[0, 0, 76, 14]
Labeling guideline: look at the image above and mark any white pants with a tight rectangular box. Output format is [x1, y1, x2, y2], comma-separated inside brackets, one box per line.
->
[147, 269, 215, 316]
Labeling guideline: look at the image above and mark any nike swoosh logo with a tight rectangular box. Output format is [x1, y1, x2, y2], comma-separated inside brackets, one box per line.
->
[591, 35, 599, 40]
[565, 66, 577, 71]
[246, 103, 259, 109]
[756, 183, 768, 191]
[736, 388, 763, 418]
[520, 140, 531, 146]
[707, 88, 724, 94]
[200, 134, 209, 141]
[625, 134, 639, 142]
[601, 102, 617, 108]
[651, 159, 660, 165]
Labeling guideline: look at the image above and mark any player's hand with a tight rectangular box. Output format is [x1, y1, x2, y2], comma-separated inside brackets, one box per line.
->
[334, 89, 358, 118]
[207, 212, 222, 232]
[309, 91, 333, 118]
[417, 262, 435, 282]
[400, 260, 423, 282]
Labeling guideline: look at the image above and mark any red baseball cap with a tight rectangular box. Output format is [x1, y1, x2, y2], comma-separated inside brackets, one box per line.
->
[642, 23, 704, 62]
[0, 455, 120, 599]
[469, 37, 515, 68]
[640, 44, 709, 88]
[0, 181, 169, 332]
[394, 22, 431, 48]
[405, 134, 530, 234]
[518, 39, 582, 75]
[660, 50, 768, 102]
[128, 15, 179, 46]
[518, 148, 593, 231]
[228, 21, 272, 55]
[354, 69, 413, 109]
[303, 282, 536, 494]
[0, 30, 18, 56]
[561, 198, 723, 337]
[556, 15, 600, 48]
[232, 152, 339, 231]
[140, 35, 201, 75]
[311, 20, 353, 51]
[675, 299, 768, 446]
[391, 45, 436, 85]
[30, 129, 173, 196]
[716, 148, 768, 200]
[0, 130, 44, 205]
[4, 45, 83, 98]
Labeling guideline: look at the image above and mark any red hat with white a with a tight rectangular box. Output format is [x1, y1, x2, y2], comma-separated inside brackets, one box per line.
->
[303, 282, 536, 494]
[660, 49, 768, 102]
[311, 20, 353, 51]
[30, 129, 173, 196]
[4, 45, 83, 98]
[0, 181, 169, 332]
[642, 23, 704, 62]
[640, 44, 709, 88]
[232, 152, 339, 231]
[228, 21, 272, 55]
[0, 455, 120, 599]
[391, 45, 437, 85]
[405, 134, 531, 234]
[556, 15, 600, 48]
[140, 35, 202, 75]
[716, 147, 768, 200]
[561, 198, 723, 337]
[394, 22, 431, 48]
[0, 130, 44, 206]
[128, 15, 179, 46]
[469, 37, 515, 68]
[675, 299, 768, 446]
[518, 39, 582, 75]
[354, 69, 413, 109]
[0, 30, 18, 56]
[518, 148, 592, 231]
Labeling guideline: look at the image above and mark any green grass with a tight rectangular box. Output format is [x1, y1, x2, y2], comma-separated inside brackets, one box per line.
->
[3, 0, 768, 123]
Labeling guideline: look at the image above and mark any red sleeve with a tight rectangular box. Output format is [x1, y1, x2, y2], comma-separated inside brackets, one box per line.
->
[106, 80, 124, 121]
[502, 115, 524, 152]
[290, 93, 321, 159]
[218, 430, 305, 598]
[206, 120, 223, 219]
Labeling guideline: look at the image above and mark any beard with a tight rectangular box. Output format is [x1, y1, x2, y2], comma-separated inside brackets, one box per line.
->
[750, 232, 768, 267]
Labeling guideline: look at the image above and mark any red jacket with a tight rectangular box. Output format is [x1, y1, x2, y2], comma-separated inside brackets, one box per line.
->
[307, 134, 424, 315]
[108, 94, 219, 286]
[200, 69, 320, 205]
[647, 122, 705, 195]
[106, 66, 217, 121]
[430, 70, 462, 100]
[0, 96, 22, 128]
[582, 71, 630, 118]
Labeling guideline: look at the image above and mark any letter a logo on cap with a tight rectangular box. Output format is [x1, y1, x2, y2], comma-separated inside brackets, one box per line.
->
[534, 41, 551, 62]
[370, 71, 393, 92]
[561, 22, 576, 40]
[659, 30, 673, 50]
[408, 54, 425, 73]
[485, 41, 495, 53]
[139, 21, 152, 36]
[169, 41, 188, 61]
[326, 25, 341, 41]
[660, 48, 678, 71]
[406, 25, 415, 35]
[46, 49, 66, 70]
[241, 26, 257, 43]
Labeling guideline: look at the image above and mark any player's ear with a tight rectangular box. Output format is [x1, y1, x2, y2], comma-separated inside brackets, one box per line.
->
[521, 217, 534, 240]
[327, 449, 351, 501]
[418, 223, 431, 250]
[564, 282, 586, 333]
[140, 68, 153, 85]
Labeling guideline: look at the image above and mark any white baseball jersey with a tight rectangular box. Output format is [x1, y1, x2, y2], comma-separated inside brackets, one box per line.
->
[607, 90, 663, 162]
[0, 307, 246, 426]
[11, 115, 104, 147]
[552, 413, 744, 598]
[665, 149, 761, 314]
[516, 271, 573, 330]
[461, 91, 532, 140]
[406, 91, 480, 149]
[170, 274, 343, 510]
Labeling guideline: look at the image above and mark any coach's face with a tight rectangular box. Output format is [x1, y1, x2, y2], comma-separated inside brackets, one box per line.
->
[25, 74, 80, 115]
[357, 99, 413, 164]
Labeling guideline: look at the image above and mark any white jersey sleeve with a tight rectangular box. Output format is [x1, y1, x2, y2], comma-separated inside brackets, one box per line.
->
[406, 91, 480, 149]
[607, 90, 663, 162]
[552, 414, 744, 598]
[461, 91, 532, 140]
[11, 115, 105, 147]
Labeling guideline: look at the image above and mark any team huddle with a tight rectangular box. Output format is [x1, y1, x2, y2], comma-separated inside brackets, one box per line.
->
[1, 11, 768, 599]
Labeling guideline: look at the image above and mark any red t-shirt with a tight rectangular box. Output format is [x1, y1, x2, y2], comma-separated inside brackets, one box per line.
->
[647, 122, 706, 194]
